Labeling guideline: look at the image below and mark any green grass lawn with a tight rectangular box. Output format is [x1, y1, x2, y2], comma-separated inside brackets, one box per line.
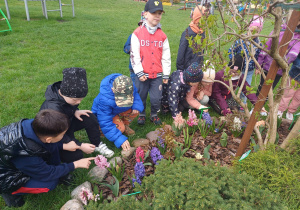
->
[0, 1, 274, 209]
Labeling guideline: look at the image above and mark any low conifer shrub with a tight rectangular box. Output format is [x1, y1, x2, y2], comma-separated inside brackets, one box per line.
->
[87, 158, 286, 209]
[234, 143, 300, 209]
[136, 158, 285, 209]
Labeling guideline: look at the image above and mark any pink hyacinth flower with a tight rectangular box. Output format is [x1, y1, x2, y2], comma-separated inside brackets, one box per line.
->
[173, 112, 186, 129]
[94, 155, 110, 169]
[187, 109, 199, 127]
[136, 146, 145, 162]
[79, 187, 94, 205]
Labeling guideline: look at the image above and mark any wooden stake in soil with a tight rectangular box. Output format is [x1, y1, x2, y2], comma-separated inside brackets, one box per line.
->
[236, 9, 300, 157]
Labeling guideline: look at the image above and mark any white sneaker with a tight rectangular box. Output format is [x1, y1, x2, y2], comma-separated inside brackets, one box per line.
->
[277, 111, 283, 118]
[95, 142, 114, 158]
[286, 112, 293, 121]
[250, 108, 268, 116]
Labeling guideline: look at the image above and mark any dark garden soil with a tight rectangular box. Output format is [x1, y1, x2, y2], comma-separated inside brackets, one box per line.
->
[96, 119, 291, 200]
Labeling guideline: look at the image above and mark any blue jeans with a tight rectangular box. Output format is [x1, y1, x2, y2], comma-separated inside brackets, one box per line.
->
[130, 71, 136, 84]
[289, 56, 300, 82]
[240, 70, 254, 104]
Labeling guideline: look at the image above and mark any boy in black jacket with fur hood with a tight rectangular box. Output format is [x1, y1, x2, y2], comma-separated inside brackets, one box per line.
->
[0, 110, 94, 207]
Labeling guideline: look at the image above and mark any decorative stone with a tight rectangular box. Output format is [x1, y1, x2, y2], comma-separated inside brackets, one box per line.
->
[88, 166, 108, 182]
[71, 181, 92, 203]
[132, 138, 150, 147]
[121, 147, 136, 159]
[109, 157, 122, 167]
[146, 130, 160, 142]
[60, 199, 84, 210]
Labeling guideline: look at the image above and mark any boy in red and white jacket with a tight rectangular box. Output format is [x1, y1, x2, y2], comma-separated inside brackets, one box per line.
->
[130, 0, 171, 125]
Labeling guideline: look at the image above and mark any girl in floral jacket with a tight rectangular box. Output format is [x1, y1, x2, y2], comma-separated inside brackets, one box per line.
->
[161, 62, 204, 117]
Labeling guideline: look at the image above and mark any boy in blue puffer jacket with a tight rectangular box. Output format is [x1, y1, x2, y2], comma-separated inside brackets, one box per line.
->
[92, 74, 144, 151]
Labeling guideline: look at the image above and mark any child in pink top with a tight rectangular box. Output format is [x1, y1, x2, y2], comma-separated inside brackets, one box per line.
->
[277, 55, 300, 121]
[186, 62, 215, 109]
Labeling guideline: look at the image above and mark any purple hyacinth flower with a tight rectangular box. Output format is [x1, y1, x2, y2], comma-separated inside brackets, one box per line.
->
[134, 162, 145, 179]
[150, 147, 164, 165]
[202, 112, 213, 126]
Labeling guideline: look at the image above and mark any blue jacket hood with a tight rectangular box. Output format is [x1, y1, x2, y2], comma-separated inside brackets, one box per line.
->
[99, 74, 121, 100]
[92, 74, 144, 148]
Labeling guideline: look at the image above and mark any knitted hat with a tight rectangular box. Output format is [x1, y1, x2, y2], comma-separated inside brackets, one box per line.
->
[144, 0, 164, 13]
[228, 54, 244, 80]
[60, 67, 88, 98]
[202, 60, 215, 82]
[183, 62, 203, 83]
[249, 15, 263, 32]
[113, 75, 134, 107]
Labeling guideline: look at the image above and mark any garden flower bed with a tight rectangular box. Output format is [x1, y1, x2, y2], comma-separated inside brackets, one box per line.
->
[91, 110, 291, 202]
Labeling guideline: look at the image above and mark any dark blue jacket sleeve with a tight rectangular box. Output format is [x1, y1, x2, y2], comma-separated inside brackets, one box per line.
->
[11, 156, 75, 182]
[176, 30, 188, 70]
[124, 34, 132, 54]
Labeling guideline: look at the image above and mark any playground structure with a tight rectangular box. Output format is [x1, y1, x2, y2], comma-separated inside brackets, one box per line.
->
[3, 0, 75, 21]
[0, 8, 12, 32]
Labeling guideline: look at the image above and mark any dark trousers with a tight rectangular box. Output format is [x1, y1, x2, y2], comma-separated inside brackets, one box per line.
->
[11, 178, 58, 195]
[178, 99, 190, 113]
[134, 77, 162, 117]
[256, 70, 281, 97]
[209, 97, 240, 115]
[60, 113, 101, 163]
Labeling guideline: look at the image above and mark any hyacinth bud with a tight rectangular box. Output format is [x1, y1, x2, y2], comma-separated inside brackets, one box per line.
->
[116, 165, 120, 173]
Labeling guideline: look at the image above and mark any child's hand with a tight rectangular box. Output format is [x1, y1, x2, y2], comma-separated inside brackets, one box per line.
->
[139, 75, 147, 82]
[199, 105, 209, 112]
[80, 143, 96, 154]
[75, 110, 92, 121]
[63, 141, 80, 151]
[221, 108, 232, 116]
[163, 79, 169, 84]
[255, 69, 261, 75]
[73, 157, 95, 169]
[121, 140, 130, 151]
[197, 92, 204, 101]
[132, 110, 139, 114]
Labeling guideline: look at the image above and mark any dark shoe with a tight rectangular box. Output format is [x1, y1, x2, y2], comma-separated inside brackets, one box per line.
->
[137, 116, 146, 125]
[1, 193, 25, 207]
[59, 173, 73, 186]
[150, 116, 162, 125]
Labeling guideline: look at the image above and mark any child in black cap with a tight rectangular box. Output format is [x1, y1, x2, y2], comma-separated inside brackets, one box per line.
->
[40, 67, 114, 163]
[130, 0, 171, 125]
